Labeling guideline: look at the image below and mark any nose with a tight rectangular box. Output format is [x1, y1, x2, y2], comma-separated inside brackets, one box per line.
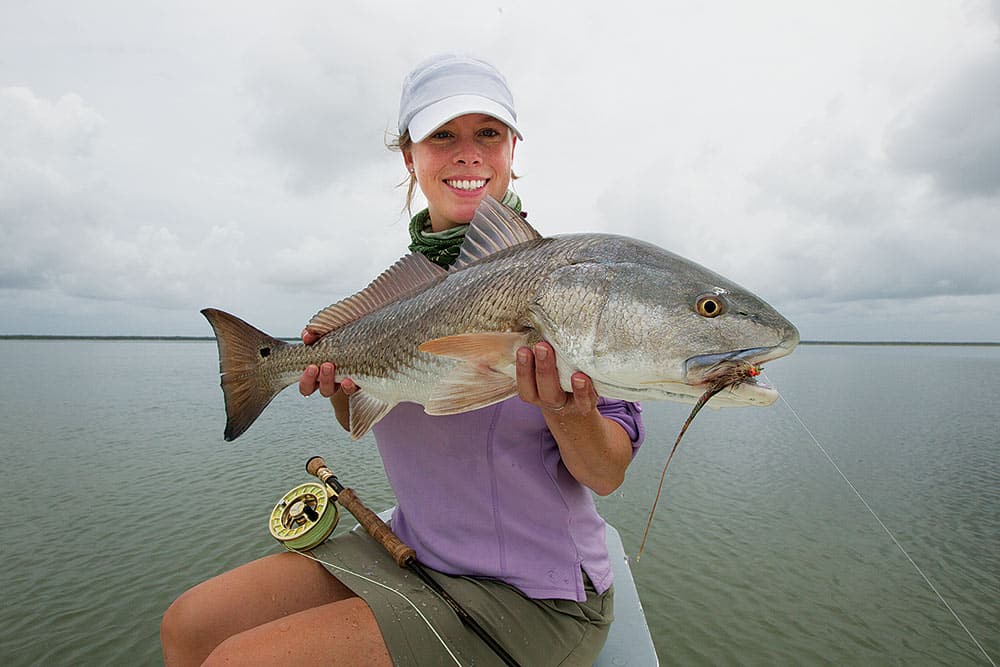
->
[453, 137, 482, 165]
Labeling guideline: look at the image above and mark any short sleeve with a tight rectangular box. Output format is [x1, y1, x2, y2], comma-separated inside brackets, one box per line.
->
[596, 398, 645, 455]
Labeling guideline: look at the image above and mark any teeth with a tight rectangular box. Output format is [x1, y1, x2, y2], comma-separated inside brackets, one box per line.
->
[447, 179, 486, 191]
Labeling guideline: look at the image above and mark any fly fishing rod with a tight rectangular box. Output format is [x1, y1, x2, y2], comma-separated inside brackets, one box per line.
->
[302, 456, 522, 667]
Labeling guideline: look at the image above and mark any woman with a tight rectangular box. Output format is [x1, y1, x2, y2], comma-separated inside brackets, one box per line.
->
[161, 53, 644, 667]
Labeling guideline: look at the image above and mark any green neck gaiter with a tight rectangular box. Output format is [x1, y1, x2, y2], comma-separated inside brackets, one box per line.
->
[408, 191, 523, 268]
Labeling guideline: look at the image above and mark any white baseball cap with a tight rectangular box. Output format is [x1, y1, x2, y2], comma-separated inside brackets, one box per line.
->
[398, 54, 523, 143]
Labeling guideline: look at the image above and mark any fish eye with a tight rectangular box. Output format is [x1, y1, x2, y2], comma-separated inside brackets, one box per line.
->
[695, 294, 725, 318]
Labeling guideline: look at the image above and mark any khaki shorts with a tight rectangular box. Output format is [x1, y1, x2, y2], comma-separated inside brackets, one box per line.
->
[308, 527, 614, 667]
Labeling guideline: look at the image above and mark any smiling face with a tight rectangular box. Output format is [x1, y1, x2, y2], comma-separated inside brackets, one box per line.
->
[403, 113, 516, 231]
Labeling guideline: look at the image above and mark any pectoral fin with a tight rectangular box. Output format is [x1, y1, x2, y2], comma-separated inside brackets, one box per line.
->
[419, 331, 528, 364]
[425, 364, 518, 415]
[420, 332, 528, 414]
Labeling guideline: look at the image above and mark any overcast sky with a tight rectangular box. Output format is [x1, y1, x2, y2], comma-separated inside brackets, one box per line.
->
[2, 0, 998, 341]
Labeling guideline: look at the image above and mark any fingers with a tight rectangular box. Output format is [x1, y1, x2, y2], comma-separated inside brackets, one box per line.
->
[318, 362, 338, 396]
[568, 371, 598, 412]
[515, 346, 537, 403]
[517, 342, 596, 413]
[530, 342, 568, 409]
[298, 362, 344, 398]
[300, 331, 355, 398]
[299, 364, 320, 396]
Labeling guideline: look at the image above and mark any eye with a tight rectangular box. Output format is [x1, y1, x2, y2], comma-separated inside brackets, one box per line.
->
[430, 129, 454, 140]
[478, 127, 501, 137]
[695, 294, 725, 318]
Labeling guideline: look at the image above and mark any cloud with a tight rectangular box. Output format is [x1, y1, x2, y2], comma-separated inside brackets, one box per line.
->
[239, 8, 413, 197]
[884, 54, 1000, 198]
[0, 87, 103, 156]
[243, 48, 398, 196]
[0, 87, 104, 212]
[0, 87, 260, 314]
[2, 1, 999, 340]
[746, 79, 1000, 306]
[0, 87, 106, 291]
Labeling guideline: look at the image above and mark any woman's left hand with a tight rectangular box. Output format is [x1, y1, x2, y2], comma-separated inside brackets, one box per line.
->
[515, 341, 597, 415]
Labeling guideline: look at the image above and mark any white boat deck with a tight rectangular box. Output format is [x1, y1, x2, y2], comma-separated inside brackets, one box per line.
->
[595, 523, 659, 666]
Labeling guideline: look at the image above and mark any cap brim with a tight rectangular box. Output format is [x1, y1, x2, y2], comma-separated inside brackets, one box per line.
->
[408, 95, 523, 143]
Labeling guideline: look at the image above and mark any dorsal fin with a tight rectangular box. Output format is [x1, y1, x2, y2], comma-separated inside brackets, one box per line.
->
[306, 252, 447, 336]
[451, 195, 543, 271]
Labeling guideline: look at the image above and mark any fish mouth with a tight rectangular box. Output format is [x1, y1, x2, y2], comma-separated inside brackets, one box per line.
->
[683, 339, 798, 406]
[685, 341, 796, 375]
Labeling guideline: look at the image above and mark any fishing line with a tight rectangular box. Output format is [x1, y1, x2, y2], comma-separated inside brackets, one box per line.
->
[287, 546, 465, 667]
[772, 383, 996, 667]
[637, 363, 760, 561]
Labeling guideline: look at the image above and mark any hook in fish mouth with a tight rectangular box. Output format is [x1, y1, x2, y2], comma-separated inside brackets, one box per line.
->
[701, 359, 765, 390]
[631, 351, 781, 406]
[682, 343, 795, 406]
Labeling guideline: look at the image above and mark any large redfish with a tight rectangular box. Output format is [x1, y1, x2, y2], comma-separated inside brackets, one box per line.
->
[203, 196, 799, 441]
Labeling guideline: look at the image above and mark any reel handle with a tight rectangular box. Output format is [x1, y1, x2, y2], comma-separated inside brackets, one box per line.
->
[306, 456, 416, 568]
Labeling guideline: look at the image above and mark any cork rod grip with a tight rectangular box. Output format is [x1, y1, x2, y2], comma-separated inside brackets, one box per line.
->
[337, 488, 416, 567]
[305, 456, 416, 567]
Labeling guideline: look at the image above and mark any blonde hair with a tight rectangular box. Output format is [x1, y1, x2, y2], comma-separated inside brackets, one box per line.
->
[386, 130, 420, 214]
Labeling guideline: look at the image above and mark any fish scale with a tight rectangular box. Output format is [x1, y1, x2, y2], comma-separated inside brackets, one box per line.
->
[202, 196, 798, 441]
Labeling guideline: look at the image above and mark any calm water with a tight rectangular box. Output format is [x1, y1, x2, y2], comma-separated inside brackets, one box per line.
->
[0, 340, 997, 666]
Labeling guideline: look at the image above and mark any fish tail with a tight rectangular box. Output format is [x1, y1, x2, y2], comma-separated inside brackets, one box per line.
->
[201, 308, 293, 441]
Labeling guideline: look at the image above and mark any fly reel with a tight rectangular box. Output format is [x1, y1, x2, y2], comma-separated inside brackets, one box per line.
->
[268, 481, 340, 550]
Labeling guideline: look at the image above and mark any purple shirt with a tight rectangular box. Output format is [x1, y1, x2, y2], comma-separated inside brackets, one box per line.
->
[372, 397, 644, 602]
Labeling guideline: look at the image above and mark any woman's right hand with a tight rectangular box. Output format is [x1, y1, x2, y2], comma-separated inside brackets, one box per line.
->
[299, 328, 347, 397]
[299, 329, 358, 432]
[298, 362, 345, 397]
